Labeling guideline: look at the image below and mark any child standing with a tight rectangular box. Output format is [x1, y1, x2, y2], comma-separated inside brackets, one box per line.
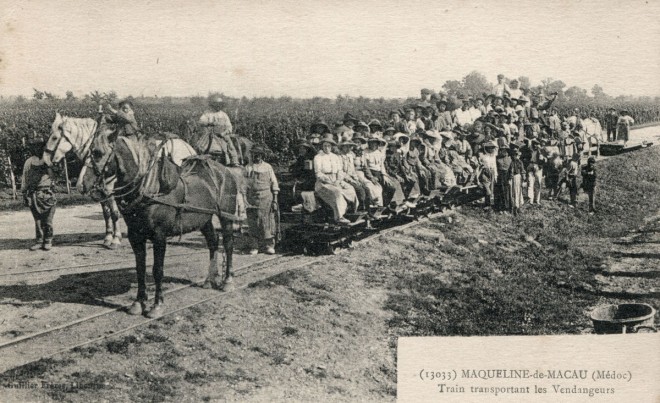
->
[508, 142, 525, 216]
[244, 146, 279, 255]
[581, 156, 597, 214]
[21, 140, 57, 251]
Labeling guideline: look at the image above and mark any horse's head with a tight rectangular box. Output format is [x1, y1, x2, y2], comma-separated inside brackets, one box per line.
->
[44, 113, 100, 166]
[81, 123, 119, 200]
[43, 113, 69, 166]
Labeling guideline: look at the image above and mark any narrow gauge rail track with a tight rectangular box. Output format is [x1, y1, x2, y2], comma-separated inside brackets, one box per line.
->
[0, 250, 206, 279]
[0, 211, 445, 374]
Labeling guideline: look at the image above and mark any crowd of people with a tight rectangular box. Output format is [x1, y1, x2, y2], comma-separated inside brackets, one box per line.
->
[288, 76, 626, 224]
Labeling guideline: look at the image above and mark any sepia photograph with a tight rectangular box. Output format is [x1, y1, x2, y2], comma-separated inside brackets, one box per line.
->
[0, 0, 658, 401]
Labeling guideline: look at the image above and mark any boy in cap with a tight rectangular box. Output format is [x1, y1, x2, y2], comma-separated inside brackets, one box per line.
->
[22, 140, 57, 251]
[106, 100, 141, 140]
[557, 154, 580, 207]
[581, 156, 597, 213]
[244, 146, 279, 254]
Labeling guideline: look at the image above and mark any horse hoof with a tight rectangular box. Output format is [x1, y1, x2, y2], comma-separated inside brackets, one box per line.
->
[146, 304, 164, 319]
[103, 237, 113, 248]
[127, 301, 145, 315]
[111, 237, 121, 248]
[221, 277, 235, 292]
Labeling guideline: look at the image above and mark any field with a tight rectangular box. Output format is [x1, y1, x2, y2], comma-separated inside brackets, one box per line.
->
[1, 95, 659, 193]
[0, 126, 658, 402]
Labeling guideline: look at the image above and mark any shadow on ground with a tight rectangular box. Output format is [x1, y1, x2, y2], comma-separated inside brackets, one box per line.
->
[0, 268, 195, 310]
[0, 233, 107, 252]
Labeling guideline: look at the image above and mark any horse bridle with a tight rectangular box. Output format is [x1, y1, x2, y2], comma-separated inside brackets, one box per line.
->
[45, 119, 98, 162]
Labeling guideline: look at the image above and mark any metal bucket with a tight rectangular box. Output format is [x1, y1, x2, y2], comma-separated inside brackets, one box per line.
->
[589, 303, 657, 334]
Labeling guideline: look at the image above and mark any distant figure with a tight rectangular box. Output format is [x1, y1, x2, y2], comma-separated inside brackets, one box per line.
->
[616, 110, 635, 145]
[605, 108, 618, 142]
[21, 140, 57, 251]
[581, 156, 597, 214]
[493, 74, 510, 98]
[198, 96, 239, 166]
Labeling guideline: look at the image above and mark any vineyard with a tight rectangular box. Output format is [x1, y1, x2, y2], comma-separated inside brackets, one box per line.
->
[1, 93, 659, 194]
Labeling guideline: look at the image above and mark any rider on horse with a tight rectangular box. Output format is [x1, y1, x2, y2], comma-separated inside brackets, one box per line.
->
[105, 100, 142, 140]
[199, 96, 240, 166]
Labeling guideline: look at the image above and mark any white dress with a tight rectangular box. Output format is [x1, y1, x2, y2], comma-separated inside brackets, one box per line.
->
[313, 151, 358, 220]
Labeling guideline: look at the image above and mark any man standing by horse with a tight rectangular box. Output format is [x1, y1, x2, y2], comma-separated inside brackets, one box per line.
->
[198, 96, 240, 166]
[22, 139, 57, 251]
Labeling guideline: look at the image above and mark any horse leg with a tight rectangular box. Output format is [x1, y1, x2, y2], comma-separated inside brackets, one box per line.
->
[109, 198, 122, 247]
[146, 236, 166, 318]
[101, 201, 114, 248]
[220, 217, 235, 291]
[201, 220, 221, 289]
[127, 229, 147, 315]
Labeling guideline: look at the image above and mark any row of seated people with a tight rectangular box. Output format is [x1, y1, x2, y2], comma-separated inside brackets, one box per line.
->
[290, 121, 476, 224]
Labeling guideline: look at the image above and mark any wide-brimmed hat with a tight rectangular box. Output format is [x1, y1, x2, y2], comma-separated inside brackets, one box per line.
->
[251, 145, 270, 156]
[307, 133, 321, 144]
[343, 112, 359, 124]
[367, 137, 386, 146]
[509, 141, 523, 149]
[295, 140, 316, 151]
[368, 119, 383, 131]
[483, 140, 497, 149]
[355, 121, 371, 132]
[209, 96, 225, 106]
[439, 131, 453, 140]
[423, 130, 442, 140]
[310, 119, 330, 134]
[352, 135, 367, 144]
[320, 133, 337, 145]
[338, 141, 357, 148]
[383, 126, 395, 134]
[393, 133, 410, 142]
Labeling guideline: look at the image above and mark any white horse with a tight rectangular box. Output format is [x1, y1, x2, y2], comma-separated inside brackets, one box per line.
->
[43, 113, 123, 248]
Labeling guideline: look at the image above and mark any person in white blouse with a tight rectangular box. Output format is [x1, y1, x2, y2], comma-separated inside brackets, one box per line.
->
[313, 136, 358, 224]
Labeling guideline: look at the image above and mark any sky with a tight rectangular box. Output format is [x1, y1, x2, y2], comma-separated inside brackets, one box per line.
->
[1, 0, 659, 99]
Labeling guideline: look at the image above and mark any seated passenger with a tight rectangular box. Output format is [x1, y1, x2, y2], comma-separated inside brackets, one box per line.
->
[313, 135, 358, 224]
[384, 141, 419, 204]
[353, 136, 384, 208]
[363, 137, 405, 207]
[398, 134, 431, 195]
[338, 141, 370, 209]
[420, 131, 456, 188]
[290, 141, 318, 192]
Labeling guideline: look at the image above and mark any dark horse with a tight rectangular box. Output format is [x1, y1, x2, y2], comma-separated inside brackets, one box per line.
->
[82, 127, 242, 318]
